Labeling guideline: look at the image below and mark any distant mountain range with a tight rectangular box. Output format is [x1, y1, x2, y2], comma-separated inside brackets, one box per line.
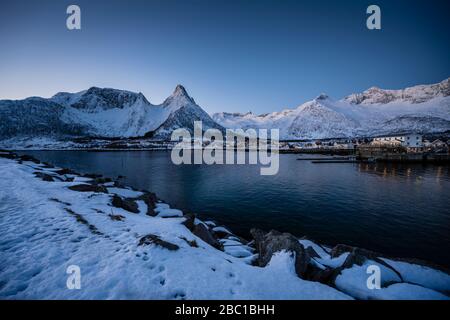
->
[0, 85, 222, 142]
[0, 78, 449, 148]
[213, 78, 450, 139]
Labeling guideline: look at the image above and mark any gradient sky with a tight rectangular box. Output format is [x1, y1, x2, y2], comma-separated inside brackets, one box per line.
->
[1, 0, 449, 114]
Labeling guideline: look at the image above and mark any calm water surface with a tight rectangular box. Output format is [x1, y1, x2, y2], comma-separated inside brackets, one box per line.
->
[20, 151, 450, 268]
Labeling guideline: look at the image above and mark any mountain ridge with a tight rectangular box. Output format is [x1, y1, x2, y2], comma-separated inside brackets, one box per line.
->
[0, 78, 449, 146]
[212, 78, 450, 139]
[0, 85, 223, 141]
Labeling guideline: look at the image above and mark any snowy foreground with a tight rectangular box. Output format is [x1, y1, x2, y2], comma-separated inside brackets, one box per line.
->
[0, 152, 449, 300]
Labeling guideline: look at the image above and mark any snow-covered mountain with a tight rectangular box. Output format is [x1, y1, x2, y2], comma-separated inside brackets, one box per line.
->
[213, 78, 450, 139]
[0, 85, 223, 141]
[1, 79, 449, 146]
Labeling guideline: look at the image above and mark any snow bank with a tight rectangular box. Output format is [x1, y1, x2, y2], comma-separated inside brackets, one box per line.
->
[0, 153, 448, 300]
[0, 157, 349, 300]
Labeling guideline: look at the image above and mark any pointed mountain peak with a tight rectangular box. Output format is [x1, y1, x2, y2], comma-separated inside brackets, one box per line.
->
[164, 84, 195, 106]
[173, 84, 189, 97]
[315, 93, 330, 101]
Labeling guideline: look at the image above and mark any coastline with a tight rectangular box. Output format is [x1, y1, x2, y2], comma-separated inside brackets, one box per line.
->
[0, 150, 449, 300]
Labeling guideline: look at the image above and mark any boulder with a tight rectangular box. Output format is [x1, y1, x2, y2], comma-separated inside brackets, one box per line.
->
[212, 226, 233, 239]
[136, 192, 158, 216]
[193, 223, 222, 250]
[109, 214, 125, 221]
[182, 213, 196, 231]
[55, 168, 78, 175]
[111, 195, 139, 213]
[138, 234, 179, 251]
[250, 229, 311, 278]
[83, 173, 103, 179]
[34, 172, 55, 182]
[68, 184, 108, 193]
[329, 244, 404, 283]
[0, 152, 17, 159]
[93, 177, 113, 184]
[18, 154, 40, 163]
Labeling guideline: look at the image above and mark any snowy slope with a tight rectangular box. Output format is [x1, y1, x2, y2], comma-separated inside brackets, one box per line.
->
[0, 156, 349, 300]
[0, 97, 88, 138]
[152, 85, 224, 139]
[213, 78, 450, 139]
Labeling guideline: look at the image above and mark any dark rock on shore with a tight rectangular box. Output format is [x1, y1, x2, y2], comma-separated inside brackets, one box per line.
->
[193, 223, 222, 250]
[250, 229, 311, 278]
[328, 245, 403, 283]
[136, 192, 158, 216]
[18, 154, 40, 164]
[68, 184, 108, 193]
[34, 171, 55, 182]
[0, 152, 17, 159]
[138, 234, 179, 251]
[111, 195, 139, 213]
[182, 213, 196, 231]
[83, 173, 103, 179]
[55, 168, 77, 175]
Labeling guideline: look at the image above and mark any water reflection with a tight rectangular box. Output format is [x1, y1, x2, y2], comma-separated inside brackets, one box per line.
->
[358, 162, 449, 183]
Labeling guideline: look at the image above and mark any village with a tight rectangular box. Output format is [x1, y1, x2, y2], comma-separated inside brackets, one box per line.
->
[279, 133, 450, 163]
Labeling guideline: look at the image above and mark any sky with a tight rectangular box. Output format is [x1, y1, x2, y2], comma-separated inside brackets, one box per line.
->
[0, 0, 449, 114]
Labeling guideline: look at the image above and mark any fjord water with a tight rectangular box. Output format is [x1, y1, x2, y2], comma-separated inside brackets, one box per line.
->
[21, 151, 450, 268]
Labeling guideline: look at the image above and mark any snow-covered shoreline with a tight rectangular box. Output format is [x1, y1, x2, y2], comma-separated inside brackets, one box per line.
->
[0, 150, 449, 300]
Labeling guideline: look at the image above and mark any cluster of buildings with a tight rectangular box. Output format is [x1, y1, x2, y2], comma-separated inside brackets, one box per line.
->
[279, 133, 448, 153]
[370, 134, 449, 153]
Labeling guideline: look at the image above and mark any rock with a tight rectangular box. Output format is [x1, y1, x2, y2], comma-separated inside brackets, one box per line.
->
[111, 195, 139, 213]
[109, 214, 125, 221]
[68, 184, 108, 193]
[305, 246, 321, 259]
[34, 172, 55, 182]
[212, 226, 233, 239]
[182, 213, 196, 231]
[55, 168, 77, 175]
[331, 244, 359, 259]
[138, 234, 179, 251]
[193, 223, 222, 250]
[93, 177, 113, 184]
[250, 229, 311, 278]
[0, 152, 17, 159]
[329, 244, 404, 283]
[83, 173, 103, 179]
[40, 162, 55, 169]
[65, 208, 103, 235]
[136, 192, 158, 216]
[180, 236, 198, 248]
[18, 154, 40, 163]
[305, 265, 336, 283]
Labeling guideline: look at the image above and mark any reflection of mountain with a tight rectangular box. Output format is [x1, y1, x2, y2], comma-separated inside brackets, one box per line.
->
[0, 85, 223, 141]
[213, 78, 450, 139]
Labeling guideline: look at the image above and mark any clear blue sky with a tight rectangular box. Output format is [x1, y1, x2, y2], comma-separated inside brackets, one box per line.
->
[1, 0, 449, 114]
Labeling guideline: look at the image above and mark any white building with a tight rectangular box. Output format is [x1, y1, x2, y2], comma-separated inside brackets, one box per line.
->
[372, 134, 423, 148]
